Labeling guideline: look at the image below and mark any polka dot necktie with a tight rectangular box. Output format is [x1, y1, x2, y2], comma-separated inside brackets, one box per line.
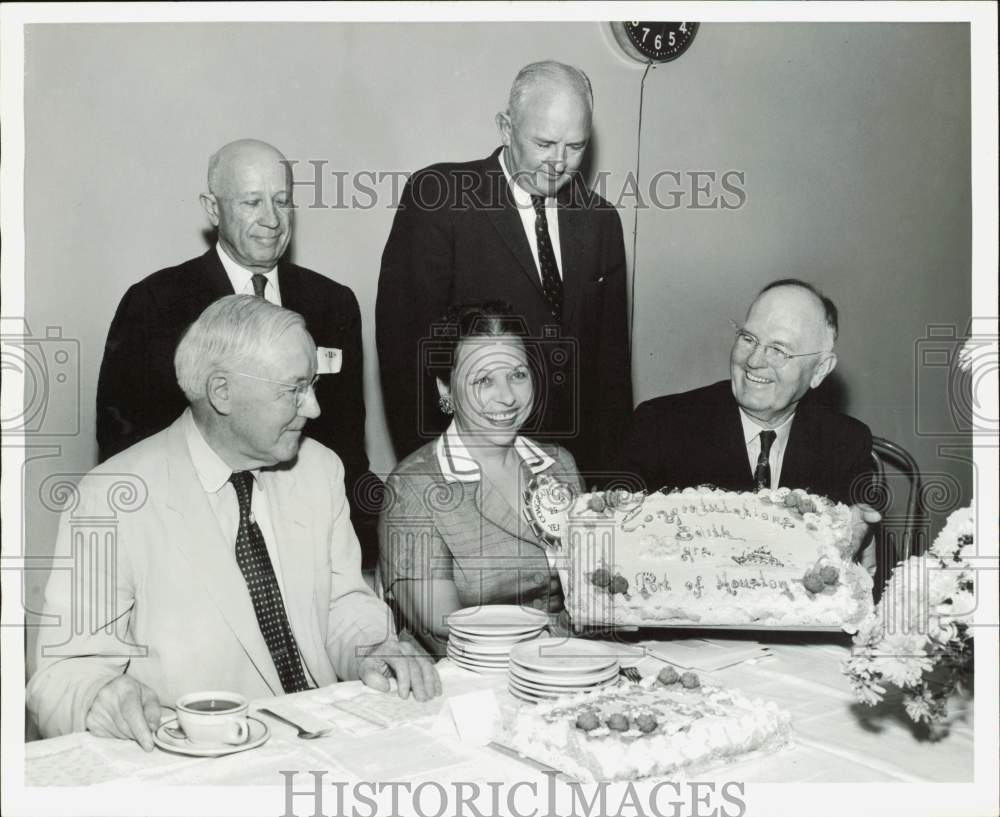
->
[251, 274, 268, 299]
[754, 430, 777, 490]
[229, 471, 310, 693]
[530, 195, 563, 321]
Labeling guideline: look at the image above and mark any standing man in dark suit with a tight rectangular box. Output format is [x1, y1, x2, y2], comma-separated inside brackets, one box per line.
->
[376, 61, 632, 479]
[622, 279, 880, 560]
[97, 139, 380, 563]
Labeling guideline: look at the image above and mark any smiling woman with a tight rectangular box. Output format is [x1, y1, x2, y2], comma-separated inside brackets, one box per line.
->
[378, 302, 584, 654]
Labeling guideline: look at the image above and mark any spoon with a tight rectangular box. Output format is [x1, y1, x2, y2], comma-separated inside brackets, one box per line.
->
[258, 707, 332, 739]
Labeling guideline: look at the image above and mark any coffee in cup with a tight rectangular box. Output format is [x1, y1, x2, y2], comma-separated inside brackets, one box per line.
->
[175, 691, 249, 746]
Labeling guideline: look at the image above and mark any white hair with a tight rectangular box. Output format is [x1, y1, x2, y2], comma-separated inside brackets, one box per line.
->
[507, 61, 593, 123]
[174, 294, 306, 402]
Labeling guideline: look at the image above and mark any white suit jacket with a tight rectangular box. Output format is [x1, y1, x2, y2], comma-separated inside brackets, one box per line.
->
[27, 412, 395, 738]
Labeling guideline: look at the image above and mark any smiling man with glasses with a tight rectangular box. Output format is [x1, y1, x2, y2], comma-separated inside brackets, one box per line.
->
[621, 279, 877, 522]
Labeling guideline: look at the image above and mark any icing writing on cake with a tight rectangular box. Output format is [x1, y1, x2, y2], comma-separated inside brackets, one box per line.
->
[731, 546, 785, 567]
[717, 570, 795, 598]
[620, 496, 795, 535]
[555, 487, 873, 631]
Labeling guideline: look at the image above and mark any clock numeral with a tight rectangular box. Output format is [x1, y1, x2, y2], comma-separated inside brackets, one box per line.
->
[642, 27, 650, 43]
[654, 33, 662, 50]
[668, 31, 676, 47]
[680, 22, 688, 33]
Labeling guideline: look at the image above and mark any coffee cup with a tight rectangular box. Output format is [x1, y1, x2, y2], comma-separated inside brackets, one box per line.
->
[175, 691, 249, 746]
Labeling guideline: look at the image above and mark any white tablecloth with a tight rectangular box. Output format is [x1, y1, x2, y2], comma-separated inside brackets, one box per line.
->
[23, 638, 973, 788]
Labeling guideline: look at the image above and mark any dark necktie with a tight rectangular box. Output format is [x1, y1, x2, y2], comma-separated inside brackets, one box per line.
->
[229, 471, 310, 693]
[530, 195, 563, 321]
[251, 274, 268, 299]
[754, 430, 777, 490]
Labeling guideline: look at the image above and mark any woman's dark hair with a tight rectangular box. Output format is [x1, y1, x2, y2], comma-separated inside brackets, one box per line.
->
[427, 301, 529, 387]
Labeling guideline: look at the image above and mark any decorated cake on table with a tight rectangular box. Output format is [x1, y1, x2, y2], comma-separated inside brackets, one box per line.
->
[525, 479, 874, 631]
[503, 668, 791, 782]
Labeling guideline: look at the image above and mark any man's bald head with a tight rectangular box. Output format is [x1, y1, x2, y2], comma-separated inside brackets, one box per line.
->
[200, 139, 293, 274]
[206, 139, 290, 197]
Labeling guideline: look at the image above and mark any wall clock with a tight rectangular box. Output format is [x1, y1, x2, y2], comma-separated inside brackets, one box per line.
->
[610, 21, 699, 63]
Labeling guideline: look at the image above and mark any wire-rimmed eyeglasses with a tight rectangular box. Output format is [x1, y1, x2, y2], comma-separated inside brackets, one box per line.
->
[230, 371, 319, 405]
[729, 321, 828, 369]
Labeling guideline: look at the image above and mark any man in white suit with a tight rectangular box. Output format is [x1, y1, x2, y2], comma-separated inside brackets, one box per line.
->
[27, 295, 439, 749]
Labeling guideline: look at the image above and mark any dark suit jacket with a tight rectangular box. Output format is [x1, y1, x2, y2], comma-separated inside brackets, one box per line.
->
[96, 248, 380, 563]
[621, 380, 873, 505]
[376, 148, 632, 480]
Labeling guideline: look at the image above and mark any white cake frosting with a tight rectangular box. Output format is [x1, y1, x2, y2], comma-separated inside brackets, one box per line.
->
[503, 673, 791, 782]
[527, 481, 873, 631]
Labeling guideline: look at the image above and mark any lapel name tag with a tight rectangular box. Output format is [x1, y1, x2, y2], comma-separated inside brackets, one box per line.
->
[317, 347, 342, 374]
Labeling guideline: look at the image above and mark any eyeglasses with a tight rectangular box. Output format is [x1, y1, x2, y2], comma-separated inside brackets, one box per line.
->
[230, 371, 319, 406]
[730, 322, 828, 369]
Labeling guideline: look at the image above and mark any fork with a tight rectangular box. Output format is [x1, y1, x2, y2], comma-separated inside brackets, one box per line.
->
[258, 708, 332, 739]
[619, 666, 642, 684]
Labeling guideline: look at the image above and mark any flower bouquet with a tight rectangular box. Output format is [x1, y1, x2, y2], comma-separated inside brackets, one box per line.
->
[844, 503, 975, 737]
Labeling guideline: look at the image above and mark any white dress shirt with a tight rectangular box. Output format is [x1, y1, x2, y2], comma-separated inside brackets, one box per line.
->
[182, 409, 287, 589]
[216, 244, 282, 305]
[499, 150, 563, 281]
[182, 409, 313, 680]
[739, 410, 795, 488]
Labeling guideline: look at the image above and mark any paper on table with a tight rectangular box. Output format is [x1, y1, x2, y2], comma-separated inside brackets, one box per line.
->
[642, 640, 771, 672]
[329, 725, 468, 780]
[330, 688, 444, 728]
[445, 689, 501, 746]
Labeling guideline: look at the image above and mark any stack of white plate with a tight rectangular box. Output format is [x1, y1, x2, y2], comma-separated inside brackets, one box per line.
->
[446, 605, 549, 674]
[507, 638, 620, 703]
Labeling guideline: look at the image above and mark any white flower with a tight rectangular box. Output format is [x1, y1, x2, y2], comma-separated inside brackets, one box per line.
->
[872, 632, 934, 687]
[904, 690, 934, 723]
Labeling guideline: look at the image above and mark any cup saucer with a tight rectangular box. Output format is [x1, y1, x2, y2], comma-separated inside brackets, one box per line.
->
[153, 716, 270, 757]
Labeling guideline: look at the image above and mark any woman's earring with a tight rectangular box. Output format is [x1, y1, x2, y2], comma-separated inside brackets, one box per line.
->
[438, 394, 454, 415]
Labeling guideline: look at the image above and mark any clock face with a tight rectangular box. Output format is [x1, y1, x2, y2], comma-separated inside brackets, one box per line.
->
[613, 21, 699, 63]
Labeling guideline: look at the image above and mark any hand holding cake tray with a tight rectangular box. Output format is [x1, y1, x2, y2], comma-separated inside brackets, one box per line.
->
[525, 476, 875, 632]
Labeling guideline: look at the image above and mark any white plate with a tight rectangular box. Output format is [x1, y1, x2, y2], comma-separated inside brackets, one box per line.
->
[508, 639, 618, 674]
[446, 651, 509, 674]
[507, 684, 549, 704]
[153, 716, 270, 757]
[509, 661, 620, 687]
[446, 647, 509, 668]
[448, 631, 548, 654]
[447, 605, 549, 637]
[509, 668, 619, 693]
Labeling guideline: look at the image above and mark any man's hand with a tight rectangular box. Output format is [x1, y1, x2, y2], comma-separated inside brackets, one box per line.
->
[849, 502, 882, 577]
[359, 638, 442, 702]
[85, 675, 161, 751]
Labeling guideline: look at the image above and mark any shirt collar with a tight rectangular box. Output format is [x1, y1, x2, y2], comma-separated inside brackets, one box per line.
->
[435, 420, 555, 484]
[182, 408, 257, 493]
[498, 150, 552, 209]
[738, 408, 795, 447]
[216, 243, 278, 292]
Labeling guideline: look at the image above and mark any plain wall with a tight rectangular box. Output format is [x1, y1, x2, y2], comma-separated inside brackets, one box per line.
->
[19, 22, 972, 652]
